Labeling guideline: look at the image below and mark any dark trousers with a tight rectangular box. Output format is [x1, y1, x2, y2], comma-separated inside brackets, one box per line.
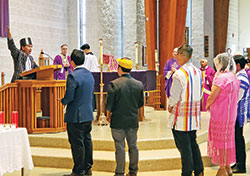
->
[67, 122, 93, 174]
[172, 129, 204, 176]
[235, 120, 246, 169]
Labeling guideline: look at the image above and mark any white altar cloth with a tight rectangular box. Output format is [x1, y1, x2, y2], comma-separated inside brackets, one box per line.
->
[0, 128, 33, 176]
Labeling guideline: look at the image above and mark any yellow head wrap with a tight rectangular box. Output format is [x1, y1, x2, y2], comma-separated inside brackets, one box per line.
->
[117, 58, 133, 69]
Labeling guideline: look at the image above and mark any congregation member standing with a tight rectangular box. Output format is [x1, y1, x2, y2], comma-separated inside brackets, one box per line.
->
[6, 26, 38, 82]
[231, 55, 250, 174]
[54, 44, 74, 80]
[245, 58, 250, 98]
[206, 53, 240, 176]
[163, 47, 181, 98]
[245, 58, 250, 118]
[200, 58, 215, 111]
[61, 49, 94, 176]
[168, 44, 204, 176]
[106, 57, 144, 176]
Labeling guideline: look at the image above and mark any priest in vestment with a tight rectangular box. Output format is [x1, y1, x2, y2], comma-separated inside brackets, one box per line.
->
[53, 44, 74, 80]
[163, 48, 181, 98]
[200, 58, 215, 111]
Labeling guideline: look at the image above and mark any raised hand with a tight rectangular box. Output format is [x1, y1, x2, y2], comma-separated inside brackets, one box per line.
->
[171, 66, 177, 74]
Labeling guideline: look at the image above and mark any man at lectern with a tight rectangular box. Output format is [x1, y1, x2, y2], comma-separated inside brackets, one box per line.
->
[6, 26, 38, 82]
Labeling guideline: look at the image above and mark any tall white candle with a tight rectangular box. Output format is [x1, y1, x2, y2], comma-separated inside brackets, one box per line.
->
[155, 49, 158, 63]
[99, 39, 103, 64]
[135, 42, 138, 65]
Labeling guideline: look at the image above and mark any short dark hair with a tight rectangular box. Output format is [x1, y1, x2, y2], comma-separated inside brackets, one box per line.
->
[233, 55, 246, 69]
[119, 65, 131, 73]
[71, 49, 85, 65]
[178, 44, 193, 59]
[80, 44, 90, 50]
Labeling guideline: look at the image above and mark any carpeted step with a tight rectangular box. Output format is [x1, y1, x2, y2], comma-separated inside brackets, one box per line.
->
[31, 142, 213, 172]
[28, 131, 208, 151]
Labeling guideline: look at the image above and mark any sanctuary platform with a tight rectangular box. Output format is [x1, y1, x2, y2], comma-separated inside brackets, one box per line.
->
[23, 106, 250, 174]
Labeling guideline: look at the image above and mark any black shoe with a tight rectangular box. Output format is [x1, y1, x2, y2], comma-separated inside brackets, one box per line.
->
[63, 173, 84, 176]
[232, 165, 246, 173]
[231, 163, 237, 169]
[126, 173, 137, 176]
[195, 171, 204, 176]
[85, 169, 92, 176]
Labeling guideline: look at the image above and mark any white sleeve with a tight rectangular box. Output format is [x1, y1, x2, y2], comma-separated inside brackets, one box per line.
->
[168, 75, 182, 107]
[238, 87, 244, 102]
[93, 56, 100, 72]
[83, 56, 90, 70]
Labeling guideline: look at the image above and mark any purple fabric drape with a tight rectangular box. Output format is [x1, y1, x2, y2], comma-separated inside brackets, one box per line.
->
[0, 0, 9, 37]
[92, 70, 156, 92]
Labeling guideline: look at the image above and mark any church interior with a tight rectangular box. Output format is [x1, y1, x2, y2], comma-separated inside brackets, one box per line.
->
[1, 0, 250, 176]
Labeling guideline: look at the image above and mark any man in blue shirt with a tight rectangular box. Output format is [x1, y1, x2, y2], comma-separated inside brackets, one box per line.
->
[232, 55, 250, 174]
[61, 49, 95, 176]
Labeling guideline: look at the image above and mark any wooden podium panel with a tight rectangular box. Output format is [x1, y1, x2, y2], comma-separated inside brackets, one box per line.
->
[16, 80, 66, 133]
[0, 83, 18, 123]
[0, 66, 66, 133]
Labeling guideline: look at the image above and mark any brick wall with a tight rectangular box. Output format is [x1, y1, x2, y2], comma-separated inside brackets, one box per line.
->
[226, 0, 239, 54]
[123, 0, 137, 60]
[85, 0, 146, 67]
[96, 0, 122, 58]
[3, 0, 241, 83]
[191, 0, 204, 67]
[0, 0, 79, 83]
[204, 0, 214, 66]
[68, 0, 80, 53]
[239, 0, 250, 53]
[85, 0, 101, 59]
[136, 0, 146, 68]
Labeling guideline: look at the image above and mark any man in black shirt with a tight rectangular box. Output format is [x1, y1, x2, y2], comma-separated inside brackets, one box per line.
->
[106, 57, 144, 176]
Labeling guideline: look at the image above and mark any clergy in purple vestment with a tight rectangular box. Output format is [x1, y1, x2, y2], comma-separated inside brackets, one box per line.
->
[163, 48, 181, 98]
[200, 58, 216, 111]
[53, 44, 74, 80]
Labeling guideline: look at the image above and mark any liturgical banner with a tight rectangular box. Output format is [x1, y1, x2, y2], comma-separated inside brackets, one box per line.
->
[92, 70, 156, 92]
[0, 0, 9, 37]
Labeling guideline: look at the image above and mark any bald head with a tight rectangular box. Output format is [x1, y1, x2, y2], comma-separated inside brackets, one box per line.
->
[173, 48, 178, 58]
[200, 58, 208, 68]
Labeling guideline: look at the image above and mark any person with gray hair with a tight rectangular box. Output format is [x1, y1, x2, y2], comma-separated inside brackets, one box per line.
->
[163, 47, 180, 98]
[206, 53, 240, 176]
[214, 52, 236, 75]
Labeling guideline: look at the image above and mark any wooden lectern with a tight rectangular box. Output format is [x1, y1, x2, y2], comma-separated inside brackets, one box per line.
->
[20, 65, 61, 81]
[17, 65, 67, 133]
